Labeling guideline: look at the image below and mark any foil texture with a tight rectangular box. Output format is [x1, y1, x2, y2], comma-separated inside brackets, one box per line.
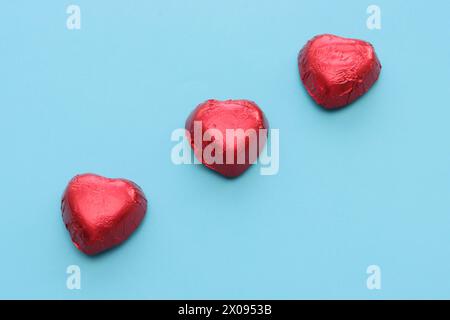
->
[298, 34, 381, 109]
[185, 99, 269, 178]
[61, 174, 147, 255]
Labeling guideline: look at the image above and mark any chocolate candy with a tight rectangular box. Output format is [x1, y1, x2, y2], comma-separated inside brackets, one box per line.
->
[298, 34, 381, 109]
[61, 174, 147, 255]
[185, 99, 269, 178]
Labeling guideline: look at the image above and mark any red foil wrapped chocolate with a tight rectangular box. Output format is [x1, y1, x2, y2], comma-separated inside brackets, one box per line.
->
[185, 99, 269, 178]
[61, 174, 147, 255]
[298, 34, 381, 109]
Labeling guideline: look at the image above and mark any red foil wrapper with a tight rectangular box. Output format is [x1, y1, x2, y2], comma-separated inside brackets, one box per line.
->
[185, 99, 269, 178]
[61, 174, 147, 255]
[298, 34, 381, 109]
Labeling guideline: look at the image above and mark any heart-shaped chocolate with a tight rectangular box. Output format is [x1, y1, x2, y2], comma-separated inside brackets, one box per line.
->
[298, 34, 381, 109]
[185, 99, 269, 178]
[61, 174, 147, 255]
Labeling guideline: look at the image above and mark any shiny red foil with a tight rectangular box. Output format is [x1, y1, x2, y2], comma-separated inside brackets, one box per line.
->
[185, 99, 269, 178]
[61, 174, 147, 255]
[298, 34, 381, 109]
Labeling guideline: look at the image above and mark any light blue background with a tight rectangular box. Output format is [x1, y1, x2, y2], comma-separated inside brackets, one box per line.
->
[0, 0, 449, 299]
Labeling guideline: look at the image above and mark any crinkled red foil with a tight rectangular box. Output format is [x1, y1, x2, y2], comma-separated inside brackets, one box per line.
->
[61, 174, 147, 255]
[185, 99, 269, 178]
[298, 34, 381, 109]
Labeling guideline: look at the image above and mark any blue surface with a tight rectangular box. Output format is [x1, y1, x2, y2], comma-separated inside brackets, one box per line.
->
[1, 0, 449, 299]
